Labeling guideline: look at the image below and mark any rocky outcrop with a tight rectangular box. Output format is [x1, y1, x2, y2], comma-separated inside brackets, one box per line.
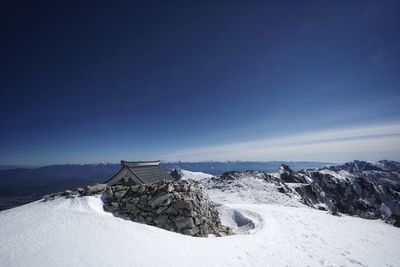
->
[170, 168, 182, 179]
[103, 180, 232, 237]
[294, 169, 400, 223]
[275, 164, 308, 183]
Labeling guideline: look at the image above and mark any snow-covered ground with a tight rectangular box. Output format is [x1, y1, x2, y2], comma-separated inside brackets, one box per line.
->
[179, 169, 214, 181]
[1, 170, 400, 267]
[207, 176, 304, 207]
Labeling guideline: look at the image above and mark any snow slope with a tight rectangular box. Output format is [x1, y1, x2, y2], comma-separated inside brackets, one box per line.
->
[1, 193, 400, 266]
[205, 173, 304, 207]
[178, 169, 214, 181]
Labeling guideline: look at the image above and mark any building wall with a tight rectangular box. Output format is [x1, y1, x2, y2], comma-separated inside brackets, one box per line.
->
[113, 178, 137, 186]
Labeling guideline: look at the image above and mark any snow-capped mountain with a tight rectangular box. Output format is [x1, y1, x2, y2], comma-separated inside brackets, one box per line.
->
[297, 165, 400, 223]
[324, 160, 400, 173]
[177, 160, 400, 227]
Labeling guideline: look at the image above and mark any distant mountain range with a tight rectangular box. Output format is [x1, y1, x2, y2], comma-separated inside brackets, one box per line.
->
[0, 163, 121, 210]
[161, 161, 332, 175]
[0, 161, 330, 210]
[0, 160, 340, 210]
[0, 161, 331, 173]
[0, 165, 36, 170]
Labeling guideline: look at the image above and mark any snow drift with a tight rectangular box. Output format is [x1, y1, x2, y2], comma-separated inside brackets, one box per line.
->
[1, 195, 400, 266]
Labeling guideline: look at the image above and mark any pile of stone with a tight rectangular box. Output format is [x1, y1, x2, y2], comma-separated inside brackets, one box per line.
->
[43, 183, 108, 201]
[103, 180, 232, 237]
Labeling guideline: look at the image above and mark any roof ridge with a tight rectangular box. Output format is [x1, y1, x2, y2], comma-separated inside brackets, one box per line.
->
[121, 160, 160, 167]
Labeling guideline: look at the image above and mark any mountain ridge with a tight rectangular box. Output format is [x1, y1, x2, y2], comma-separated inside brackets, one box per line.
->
[175, 160, 400, 227]
[0, 160, 398, 211]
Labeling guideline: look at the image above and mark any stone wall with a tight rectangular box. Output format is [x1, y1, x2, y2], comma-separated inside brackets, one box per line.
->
[103, 180, 232, 237]
[44, 180, 232, 237]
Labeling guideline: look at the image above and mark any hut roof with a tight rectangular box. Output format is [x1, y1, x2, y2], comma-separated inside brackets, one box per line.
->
[106, 160, 173, 185]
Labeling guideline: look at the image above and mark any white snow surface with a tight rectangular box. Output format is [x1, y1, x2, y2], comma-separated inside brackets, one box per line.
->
[1, 170, 400, 267]
[179, 169, 214, 181]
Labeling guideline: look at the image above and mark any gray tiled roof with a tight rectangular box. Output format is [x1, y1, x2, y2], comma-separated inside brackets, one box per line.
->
[128, 165, 173, 184]
[122, 160, 160, 168]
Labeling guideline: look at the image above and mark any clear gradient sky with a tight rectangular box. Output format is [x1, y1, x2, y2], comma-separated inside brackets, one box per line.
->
[1, 1, 400, 165]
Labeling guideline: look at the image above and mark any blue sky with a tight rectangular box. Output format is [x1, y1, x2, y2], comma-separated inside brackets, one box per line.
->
[1, 1, 400, 165]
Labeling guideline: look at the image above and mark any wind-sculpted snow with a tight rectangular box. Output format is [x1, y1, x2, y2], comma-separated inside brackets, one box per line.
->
[216, 204, 259, 235]
[1, 195, 400, 266]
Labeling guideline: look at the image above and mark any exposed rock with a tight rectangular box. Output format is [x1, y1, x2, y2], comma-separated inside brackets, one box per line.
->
[85, 184, 107, 195]
[76, 188, 84, 194]
[61, 190, 73, 196]
[105, 187, 113, 198]
[388, 214, 400, 227]
[175, 216, 195, 230]
[294, 169, 400, 224]
[148, 193, 170, 208]
[173, 199, 193, 210]
[113, 189, 127, 199]
[219, 225, 234, 236]
[181, 227, 199, 236]
[275, 164, 307, 183]
[170, 168, 182, 179]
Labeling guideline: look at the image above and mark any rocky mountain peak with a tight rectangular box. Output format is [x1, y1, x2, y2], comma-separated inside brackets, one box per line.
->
[279, 164, 294, 173]
[276, 164, 306, 183]
[323, 160, 383, 173]
[377, 160, 400, 172]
